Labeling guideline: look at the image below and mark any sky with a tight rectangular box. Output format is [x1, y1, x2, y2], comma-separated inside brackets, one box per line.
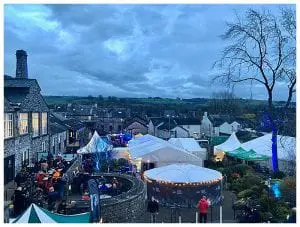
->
[4, 4, 295, 100]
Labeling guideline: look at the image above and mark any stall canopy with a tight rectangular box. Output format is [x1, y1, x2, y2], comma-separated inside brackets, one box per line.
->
[12, 204, 90, 223]
[226, 147, 269, 161]
[77, 131, 111, 154]
[214, 132, 241, 155]
[144, 164, 222, 183]
[111, 147, 131, 160]
[226, 147, 253, 157]
[241, 134, 296, 161]
[128, 134, 203, 167]
[168, 138, 206, 154]
[168, 138, 206, 160]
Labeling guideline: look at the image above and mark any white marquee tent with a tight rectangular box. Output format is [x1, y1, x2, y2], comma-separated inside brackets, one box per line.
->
[168, 137, 207, 161]
[128, 134, 203, 167]
[214, 132, 241, 155]
[77, 131, 112, 154]
[144, 163, 222, 183]
[241, 133, 296, 173]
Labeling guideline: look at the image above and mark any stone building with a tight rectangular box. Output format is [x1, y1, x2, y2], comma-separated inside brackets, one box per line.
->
[4, 50, 50, 184]
[49, 114, 68, 156]
[124, 117, 148, 136]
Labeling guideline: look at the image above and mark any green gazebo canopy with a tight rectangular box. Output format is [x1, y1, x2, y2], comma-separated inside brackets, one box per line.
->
[226, 147, 269, 161]
[12, 204, 90, 223]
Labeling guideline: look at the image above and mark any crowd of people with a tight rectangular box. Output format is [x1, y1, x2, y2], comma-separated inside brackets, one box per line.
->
[9, 154, 73, 218]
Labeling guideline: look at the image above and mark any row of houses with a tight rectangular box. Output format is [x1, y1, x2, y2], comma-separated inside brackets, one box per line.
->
[146, 112, 244, 140]
[4, 50, 90, 184]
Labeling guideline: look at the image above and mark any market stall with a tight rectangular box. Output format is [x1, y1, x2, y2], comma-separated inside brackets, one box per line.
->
[11, 203, 90, 223]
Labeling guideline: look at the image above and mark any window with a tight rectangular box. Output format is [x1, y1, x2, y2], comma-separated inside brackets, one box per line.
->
[32, 113, 39, 137]
[19, 113, 28, 135]
[42, 141, 46, 152]
[4, 113, 13, 138]
[42, 113, 47, 135]
[58, 136, 61, 151]
[22, 149, 30, 167]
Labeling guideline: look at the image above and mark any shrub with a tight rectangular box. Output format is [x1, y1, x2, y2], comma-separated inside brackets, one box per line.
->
[272, 171, 286, 179]
[237, 189, 253, 199]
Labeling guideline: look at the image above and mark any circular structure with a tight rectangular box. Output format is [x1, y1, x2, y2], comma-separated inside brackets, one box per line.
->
[65, 172, 146, 223]
[144, 164, 223, 207]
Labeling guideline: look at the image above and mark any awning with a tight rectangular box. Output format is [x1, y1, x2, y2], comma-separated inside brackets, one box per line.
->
[226, 147, 253, 157]
[226, 147, 269, 161]
[12, 204, 90, 223]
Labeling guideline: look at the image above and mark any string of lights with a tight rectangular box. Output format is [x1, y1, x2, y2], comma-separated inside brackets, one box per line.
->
[144, 175, 223, 187]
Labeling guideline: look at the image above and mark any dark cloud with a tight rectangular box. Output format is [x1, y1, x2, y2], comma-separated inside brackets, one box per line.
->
[4, 4, 294, 100]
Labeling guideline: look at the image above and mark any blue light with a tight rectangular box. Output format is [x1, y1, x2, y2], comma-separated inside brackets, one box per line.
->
[271, 181, 281, 198]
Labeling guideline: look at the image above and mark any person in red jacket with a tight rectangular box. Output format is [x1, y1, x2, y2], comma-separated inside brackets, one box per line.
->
[197, 196, 209, 223]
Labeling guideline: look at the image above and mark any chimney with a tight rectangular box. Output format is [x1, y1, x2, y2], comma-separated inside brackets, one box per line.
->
[16, 50, 28, 79]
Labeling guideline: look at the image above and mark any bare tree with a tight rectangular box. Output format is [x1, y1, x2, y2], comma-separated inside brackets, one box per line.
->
[213, 8, 296, 172]
[209, 91, 241, 115]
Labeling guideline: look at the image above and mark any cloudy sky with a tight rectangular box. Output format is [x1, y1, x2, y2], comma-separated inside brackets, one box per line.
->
[4, 4, 295, 100]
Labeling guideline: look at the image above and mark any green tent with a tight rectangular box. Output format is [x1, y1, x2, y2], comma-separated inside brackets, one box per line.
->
[210, 136, 230, 146]
[225, 147, 252, 157]
[238, 149, 269, 161]
[226, 147, 268, 161]
[12, 204, 90, 223]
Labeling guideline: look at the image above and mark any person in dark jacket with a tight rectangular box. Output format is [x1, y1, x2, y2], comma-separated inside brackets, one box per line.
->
[48, 187, 59, 211]
[197, 196, 209, 223]
[14, 173, 22, 187]
[13, 187, 25, 217]
[147, 196, 159, 223]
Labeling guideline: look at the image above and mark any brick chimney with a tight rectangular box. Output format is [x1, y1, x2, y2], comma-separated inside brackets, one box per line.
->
[16, 50, 28, 79]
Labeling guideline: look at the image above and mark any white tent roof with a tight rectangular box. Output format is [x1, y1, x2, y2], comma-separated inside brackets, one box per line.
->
[241, 134, 296, 161]
[214, 132, 241, 154]
[111, 147, 130, 160]
[144, 164, 222, 183]
[168, 138, 206, 153]
[13, 204, 56, 223]
[128, 134, 202, 165]
[77, 131, 111, 154]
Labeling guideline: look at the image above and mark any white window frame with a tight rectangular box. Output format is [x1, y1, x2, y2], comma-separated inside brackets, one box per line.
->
[19, 113, 28, 135]
[22, 149, 30, 167]
[32, 113, 39, 137]
[42, 113, 47, 135]
[4, 113, 13, 139]
[42, 141, 46, 152]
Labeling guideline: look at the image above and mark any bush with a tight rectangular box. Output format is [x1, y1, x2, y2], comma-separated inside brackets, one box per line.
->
[280, 177, 296, 207]
[272, 171, 286, 179]
[237, 189, 254, 199]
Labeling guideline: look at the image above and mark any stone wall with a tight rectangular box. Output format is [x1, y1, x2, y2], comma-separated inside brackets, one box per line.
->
[100, 174, 146, 223]
[50, 131, 67, 155]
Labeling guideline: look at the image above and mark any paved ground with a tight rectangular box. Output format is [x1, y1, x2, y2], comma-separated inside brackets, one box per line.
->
[135, 191, 238, 223]
[4, 180, 16, 202]
[5, 180, 238, 223]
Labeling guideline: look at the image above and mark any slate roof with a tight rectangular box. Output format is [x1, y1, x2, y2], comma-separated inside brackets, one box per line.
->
[4, 78, 41, 90]
[62, 118, 85, 130]
[124, 116, 148, 128]
[49, 123, 68, 135]
[49, 114, 68, 135]
[149, 117, 169, 126]
[157, 119, 177, 130]
[4, 76, 49, 112]
[174, 118, 201, 125]
[4, 87, 30, 104]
